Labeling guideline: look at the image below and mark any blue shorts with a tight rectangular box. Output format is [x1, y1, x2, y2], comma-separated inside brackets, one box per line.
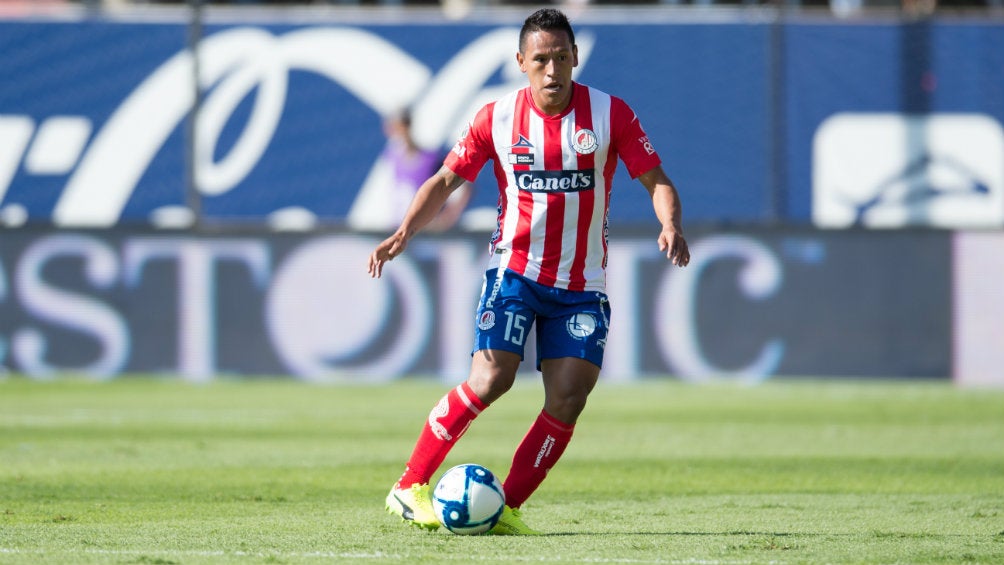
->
[472, 268, 611, 370]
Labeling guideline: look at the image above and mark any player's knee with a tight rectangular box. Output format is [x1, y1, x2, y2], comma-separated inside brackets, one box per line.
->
[545, 390, 590, 424]
[467, 368, 516, 404]
[467, 350, 521, 403]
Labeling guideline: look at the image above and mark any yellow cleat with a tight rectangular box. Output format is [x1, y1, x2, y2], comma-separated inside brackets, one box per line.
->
[385, 483, 440, 531]
[488, 505, 541, 536]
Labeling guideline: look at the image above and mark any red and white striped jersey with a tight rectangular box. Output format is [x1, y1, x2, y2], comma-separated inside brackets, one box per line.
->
[445, 83, 661, 292]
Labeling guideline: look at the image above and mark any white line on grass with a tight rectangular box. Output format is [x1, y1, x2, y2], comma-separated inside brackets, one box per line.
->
[0, 547, 784, 565]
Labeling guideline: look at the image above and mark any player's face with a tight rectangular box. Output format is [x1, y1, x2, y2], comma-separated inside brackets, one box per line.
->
[517, 29, 578, 116]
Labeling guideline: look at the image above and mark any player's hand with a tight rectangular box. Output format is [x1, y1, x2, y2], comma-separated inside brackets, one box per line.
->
[367, 233, 408, 278]
[658, 228, 690, 267]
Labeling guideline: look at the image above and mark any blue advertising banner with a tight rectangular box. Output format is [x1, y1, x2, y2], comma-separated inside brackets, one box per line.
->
[785, 20, 1004, 228]
[0, 12, 1001, 229]
[0, 17, 770, 227]
[0, 227, 951, 382]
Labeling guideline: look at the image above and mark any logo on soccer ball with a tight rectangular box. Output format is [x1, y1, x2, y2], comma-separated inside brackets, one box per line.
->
[433, 464, 505, 535]
[478, 311, 496, 330]
[566, 313, 596, 339]
[571, 128, 598, 155]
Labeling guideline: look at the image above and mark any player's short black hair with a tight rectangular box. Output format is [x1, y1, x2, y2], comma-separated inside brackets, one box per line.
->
[519, 8, 576, 54]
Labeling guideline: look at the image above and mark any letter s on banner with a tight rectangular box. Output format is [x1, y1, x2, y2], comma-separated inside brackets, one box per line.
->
[13, 235, 129, 379]
[655, 234, 785, 383]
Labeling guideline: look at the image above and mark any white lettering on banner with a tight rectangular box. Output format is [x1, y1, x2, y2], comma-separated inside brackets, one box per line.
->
[25, 117, 92, 175]
[122, 238, 271, 382]
[0, 27, 429, 226]
[0, 26, 595, 227]
[655, 234, 785, 383]
[0, 233, 790, 382]
[13, 235, 128, 379]
[1, 234, 435, 382]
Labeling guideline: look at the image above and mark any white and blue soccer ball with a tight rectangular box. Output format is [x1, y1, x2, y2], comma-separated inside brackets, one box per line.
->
[432, 463, 505, 535]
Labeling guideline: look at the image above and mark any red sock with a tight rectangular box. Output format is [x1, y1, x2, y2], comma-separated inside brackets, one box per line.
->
[502, 410, 575, 508]
[396, 382, 488, 489]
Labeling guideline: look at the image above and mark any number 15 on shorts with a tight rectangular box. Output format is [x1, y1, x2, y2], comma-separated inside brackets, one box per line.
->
[504, 312, 529, 346]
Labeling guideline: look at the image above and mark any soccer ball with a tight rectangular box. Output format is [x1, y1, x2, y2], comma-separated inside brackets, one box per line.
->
[432, 463, 505, 534]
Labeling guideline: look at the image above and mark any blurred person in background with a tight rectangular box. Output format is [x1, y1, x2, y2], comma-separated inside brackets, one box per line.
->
[382, 108, 472, 231]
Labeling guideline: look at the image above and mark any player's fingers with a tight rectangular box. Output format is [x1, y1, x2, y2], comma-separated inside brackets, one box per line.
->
[671, 240, 690, 267]
[665, 235, 680, 260]
[367, 252, 384, 278]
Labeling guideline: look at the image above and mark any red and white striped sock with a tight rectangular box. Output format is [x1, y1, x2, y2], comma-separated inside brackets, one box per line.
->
[501, 409, 575, 508]
[395, 382, 488, 489]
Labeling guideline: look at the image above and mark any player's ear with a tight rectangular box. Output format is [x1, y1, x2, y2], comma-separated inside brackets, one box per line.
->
[516, 51, 527, 73]
[572, 44, 579, 67]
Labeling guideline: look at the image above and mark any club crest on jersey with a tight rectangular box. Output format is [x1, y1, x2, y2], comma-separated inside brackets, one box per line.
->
[571, 128, 598, 155]
[478, 310, 496, 330]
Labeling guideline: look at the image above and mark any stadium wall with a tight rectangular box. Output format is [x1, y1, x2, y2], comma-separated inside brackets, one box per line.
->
[2, 227, 995, 384]
[0, 11, 1002, 229]
[1, 9, 1001, 384]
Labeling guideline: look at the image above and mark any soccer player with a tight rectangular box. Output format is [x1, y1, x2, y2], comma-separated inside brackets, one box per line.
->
[368, 8, 690, 535]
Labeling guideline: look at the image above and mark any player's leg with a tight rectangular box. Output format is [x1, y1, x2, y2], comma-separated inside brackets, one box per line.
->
[489, 358, 600, 535]
[387, 269, 530, 530]
[386, 379, 488, 529]
[491, 290, 609, 535]
[386, 351, 522, 529]
[503, 357, 600, 506]
[391, 348, 520, 488]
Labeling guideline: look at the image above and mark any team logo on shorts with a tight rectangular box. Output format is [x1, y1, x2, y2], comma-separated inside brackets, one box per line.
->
[571, 128, 598, 155]
[478, 311, 496, 330]
[566, 313, 597, 339]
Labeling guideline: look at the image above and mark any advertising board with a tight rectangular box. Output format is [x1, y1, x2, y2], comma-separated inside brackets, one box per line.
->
[3, 14, 999, 228]
[0, 228, 952, 382]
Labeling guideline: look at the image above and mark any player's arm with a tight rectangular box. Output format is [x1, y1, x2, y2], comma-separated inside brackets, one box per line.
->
[367, 165, 468, 278]
[638, 165, 690, 267]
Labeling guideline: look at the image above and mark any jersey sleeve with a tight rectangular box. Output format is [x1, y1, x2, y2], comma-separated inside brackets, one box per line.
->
[444, 102, 495, 182]
[610, 96, 661, 179]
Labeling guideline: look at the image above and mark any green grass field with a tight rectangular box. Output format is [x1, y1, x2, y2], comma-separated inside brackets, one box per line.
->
[1, 377, 1002, 564]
